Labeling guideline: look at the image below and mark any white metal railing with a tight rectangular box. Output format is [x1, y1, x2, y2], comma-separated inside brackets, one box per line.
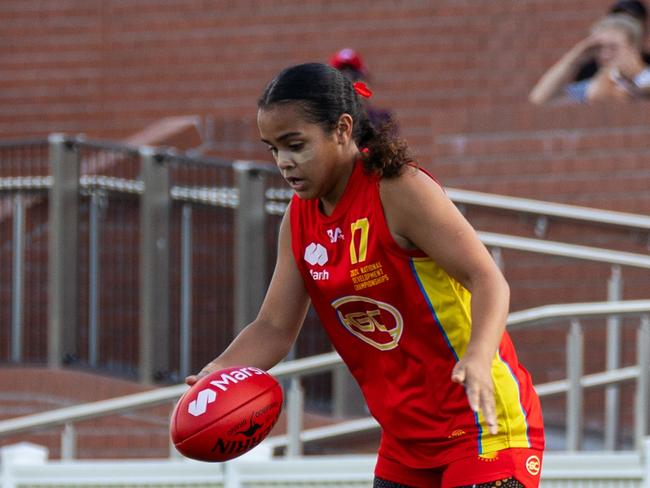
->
[0, 351, 341, 437]
[447, 187, 650, 232]
[7, 175, 650, 234]
[479, 232, 650, 269]
[1, 441, 650, 488]
[0, 300, 648, 459]
[265, 185, 650, 234]
[508, 299, 650, 326]
[5, 154, 650, 233]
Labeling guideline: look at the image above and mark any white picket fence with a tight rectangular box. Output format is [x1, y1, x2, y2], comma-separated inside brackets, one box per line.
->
[2, 441, 650, 488]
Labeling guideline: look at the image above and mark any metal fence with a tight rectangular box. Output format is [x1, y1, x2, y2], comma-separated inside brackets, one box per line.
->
[1, 134, 650, 433]
[0, 135, 335, 411]
[0, 139, 50, 364]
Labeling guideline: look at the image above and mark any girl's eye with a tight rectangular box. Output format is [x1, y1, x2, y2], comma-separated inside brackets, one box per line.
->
[266, 146, 278, 155]
[289, 143, 304, 151]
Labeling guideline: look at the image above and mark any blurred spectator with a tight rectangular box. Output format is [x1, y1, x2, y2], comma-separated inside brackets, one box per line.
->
[329, 47, 369, 82]
[575, 0, 650, 81]
[529, 14, 650, 104]
[329, 48, 396, 130]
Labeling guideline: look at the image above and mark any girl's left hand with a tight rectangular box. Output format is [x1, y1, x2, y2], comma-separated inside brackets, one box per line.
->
[451, 356, 498, 435]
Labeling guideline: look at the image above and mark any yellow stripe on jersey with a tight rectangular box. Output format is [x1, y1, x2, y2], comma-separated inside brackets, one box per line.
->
[410, 257, 472, 360]
[489, 351, 532, 448]
[410, 258, 531, 453]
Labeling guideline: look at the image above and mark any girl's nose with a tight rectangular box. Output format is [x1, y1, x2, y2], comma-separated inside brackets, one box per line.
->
[276, 150, 295, 170]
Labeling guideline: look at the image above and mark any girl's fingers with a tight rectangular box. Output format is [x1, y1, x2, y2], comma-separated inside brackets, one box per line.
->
[466, 382, 480, 412]
[184, 368, 212, 386]
[451, 365, 466, 385]
[482, 393, 498, 434]
[453, 364, 498, 433]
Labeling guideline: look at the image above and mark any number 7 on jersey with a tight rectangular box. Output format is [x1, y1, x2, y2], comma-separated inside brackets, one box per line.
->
[349, 218, 369, 265]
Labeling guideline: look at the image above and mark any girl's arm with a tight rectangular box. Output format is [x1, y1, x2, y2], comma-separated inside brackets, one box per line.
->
[529, 35, 601, 105]
[186, 204, 310, 385]
[380, 168, 510, 434]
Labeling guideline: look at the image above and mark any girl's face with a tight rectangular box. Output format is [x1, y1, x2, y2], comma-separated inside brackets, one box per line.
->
[594, 27, 633, 67]
[258, 103, 356, 208]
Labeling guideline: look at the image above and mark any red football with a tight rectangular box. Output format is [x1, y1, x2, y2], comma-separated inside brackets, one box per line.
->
[170, 366, 283, 462]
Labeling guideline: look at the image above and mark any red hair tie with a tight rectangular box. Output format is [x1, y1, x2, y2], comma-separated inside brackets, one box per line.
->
[353, 81, 373, 98]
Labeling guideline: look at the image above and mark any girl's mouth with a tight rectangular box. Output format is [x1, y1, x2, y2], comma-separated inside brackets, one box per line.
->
[286, 176, 306, 190]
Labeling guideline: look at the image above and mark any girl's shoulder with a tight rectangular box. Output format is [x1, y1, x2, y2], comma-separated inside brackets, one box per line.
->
[379, 163, 445, 211]
[379, 163, 441, 190]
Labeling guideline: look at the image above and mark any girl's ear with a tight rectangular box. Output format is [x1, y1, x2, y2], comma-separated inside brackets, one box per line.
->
[336, 113, 354, 144]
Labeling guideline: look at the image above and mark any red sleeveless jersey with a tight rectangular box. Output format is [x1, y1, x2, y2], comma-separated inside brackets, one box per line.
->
[289, 161, 544, 468]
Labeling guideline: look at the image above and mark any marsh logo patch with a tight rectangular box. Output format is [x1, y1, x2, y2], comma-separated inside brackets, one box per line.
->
[304, 242, 328, 266]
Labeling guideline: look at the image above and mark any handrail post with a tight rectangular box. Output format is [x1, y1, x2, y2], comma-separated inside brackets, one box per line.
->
[11, 193, 25, 363]
[534, 215, 548, 238]
[490, 247, 504, 272]
[636, 316, 650, 452]
[88, 190, 106, 368]
[61, 422, 76, 460]
[224, 461, 242, 488]
[605, 265, 623, 450]
[179, 203, 193, 379]
[139, 147, 170, 384]
[643, 436, 650, 488]
[48, 134, 79, 368]
[566, 319, 583, 451]
[286, 377, 304, 457]
[233, 161, 267, 333]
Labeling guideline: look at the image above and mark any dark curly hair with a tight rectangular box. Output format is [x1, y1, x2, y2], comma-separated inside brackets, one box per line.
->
[258, 63, 411, 178]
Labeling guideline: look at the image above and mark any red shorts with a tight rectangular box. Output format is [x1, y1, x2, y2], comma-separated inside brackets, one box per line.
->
[375, 448, 543, 488]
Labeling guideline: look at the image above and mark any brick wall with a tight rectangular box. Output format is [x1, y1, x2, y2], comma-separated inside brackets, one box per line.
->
[2, 1, 648, 209]
[429, 103, 650, 212]
[6, 1, 648, 202]
[1, 0, 649, 453]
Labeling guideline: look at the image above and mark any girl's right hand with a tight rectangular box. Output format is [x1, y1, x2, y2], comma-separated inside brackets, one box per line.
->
[568, 34, 602, 64]
[185, 362, 221, 386]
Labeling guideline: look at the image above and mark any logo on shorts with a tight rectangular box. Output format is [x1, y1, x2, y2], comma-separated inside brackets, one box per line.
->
[448, 429, 466, 439]
[525, 455, 541, 476]
[478, 451, 499, 462]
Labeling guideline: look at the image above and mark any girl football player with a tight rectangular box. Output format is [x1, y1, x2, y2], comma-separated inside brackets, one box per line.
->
[188, 63, 544, 488]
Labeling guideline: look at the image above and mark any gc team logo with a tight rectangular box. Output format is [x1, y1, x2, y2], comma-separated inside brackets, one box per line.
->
[525, 455, 541, 476]
[331, 296, 403, 350]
